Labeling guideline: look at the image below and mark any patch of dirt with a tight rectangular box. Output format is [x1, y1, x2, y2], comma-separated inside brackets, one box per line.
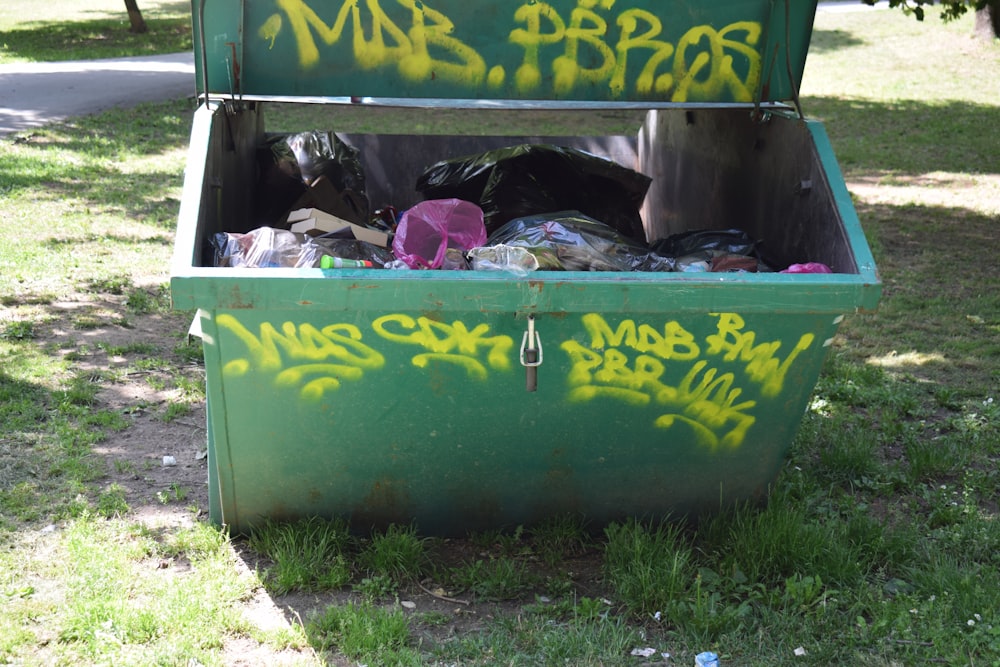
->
[37, 298, 211, 527]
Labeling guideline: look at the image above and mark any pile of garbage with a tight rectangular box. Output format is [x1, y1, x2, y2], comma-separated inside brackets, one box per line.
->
[212, 130, 831, 275]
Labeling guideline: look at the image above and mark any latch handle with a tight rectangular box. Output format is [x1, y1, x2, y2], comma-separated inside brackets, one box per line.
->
[520, 315, 543, 392]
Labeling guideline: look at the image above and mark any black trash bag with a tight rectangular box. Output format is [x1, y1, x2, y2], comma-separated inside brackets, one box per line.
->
[416, 144, 651, 242]
[650, 228, 758, 258]
[313, 236, 394, 268]
[285, 131, 366, 194]
[254, 130, 370, 228]
[487, 211, 674, 272]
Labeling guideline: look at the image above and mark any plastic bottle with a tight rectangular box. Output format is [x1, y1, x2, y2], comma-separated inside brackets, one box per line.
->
[468, 244, 539, 276]
[695, 652, 719, 667]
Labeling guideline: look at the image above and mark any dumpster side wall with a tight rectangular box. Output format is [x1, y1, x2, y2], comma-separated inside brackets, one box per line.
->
[638, 108, 858, 273]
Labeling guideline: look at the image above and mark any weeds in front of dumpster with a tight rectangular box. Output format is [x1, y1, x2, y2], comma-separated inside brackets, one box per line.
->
[247, 518, 354, 595]
[358, 523, 430, 588]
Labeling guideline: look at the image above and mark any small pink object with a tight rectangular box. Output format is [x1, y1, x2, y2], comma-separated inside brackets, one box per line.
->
[392, 199, 487, 269]
[781, 262, 832, 274]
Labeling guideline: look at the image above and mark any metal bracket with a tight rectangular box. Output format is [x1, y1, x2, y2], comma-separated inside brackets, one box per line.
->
[783, 0, 805, 120]
[198, 0, 245, 104]
[753, 0, 804, 122]
[519, 316, 543, 368]
[198, 0, 209, 105]
[520, 315, 542, 393]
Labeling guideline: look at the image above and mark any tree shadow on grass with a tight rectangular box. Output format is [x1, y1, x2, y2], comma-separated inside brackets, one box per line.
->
[803, 96, 999, 393]
[838, 200, 1000, 393]
[0, 98, 195, 228]
[808, 27, 866, 53]
[0, 18, 191, 63]
[801, 95, 1000, 177]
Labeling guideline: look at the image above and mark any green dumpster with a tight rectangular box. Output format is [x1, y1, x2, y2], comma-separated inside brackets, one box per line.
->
[171, 0, 880, 535]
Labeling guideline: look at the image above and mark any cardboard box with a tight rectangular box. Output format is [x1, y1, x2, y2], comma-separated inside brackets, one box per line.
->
[287, 208, 389, 247]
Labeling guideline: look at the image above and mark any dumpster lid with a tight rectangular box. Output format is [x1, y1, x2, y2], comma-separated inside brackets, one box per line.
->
[193, 0, 818, 107]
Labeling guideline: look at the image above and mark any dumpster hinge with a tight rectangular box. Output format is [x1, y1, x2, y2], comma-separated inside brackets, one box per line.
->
[520, 315, 543, 392]
[753, 0, 804, 122]
[197, 0, 209, 106]
[783, 0, 804, 120]
[223, 0, 245, 102]
[752, 0, 775, 123]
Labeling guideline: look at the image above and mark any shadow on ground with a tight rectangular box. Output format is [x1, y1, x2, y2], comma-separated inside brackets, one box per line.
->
[0, 18, 191, 63]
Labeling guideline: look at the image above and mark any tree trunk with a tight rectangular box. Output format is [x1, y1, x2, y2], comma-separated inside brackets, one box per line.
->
[125, 0, 148, 34]
[974, 0, 1000, 40]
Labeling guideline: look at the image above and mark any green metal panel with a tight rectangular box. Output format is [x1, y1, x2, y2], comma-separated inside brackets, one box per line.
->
[192, 0, 817, 104]
[194, 301, 841, 534]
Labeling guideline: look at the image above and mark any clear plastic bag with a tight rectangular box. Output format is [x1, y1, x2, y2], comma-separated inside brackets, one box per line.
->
[486, 211, 674, 272]
[212, 227, 325, 268]
[211, 227, 391, 268]
[468, 244, 540, 276]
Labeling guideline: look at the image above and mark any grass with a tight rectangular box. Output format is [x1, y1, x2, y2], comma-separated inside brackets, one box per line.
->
[2, 3, 1000, 666]
[0, 0, 191, 64]
[247, 518, 353, 595]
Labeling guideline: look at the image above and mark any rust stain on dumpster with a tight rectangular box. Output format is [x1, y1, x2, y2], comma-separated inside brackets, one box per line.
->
[354, 478, 412, 527]
[223, 285, 255, 309]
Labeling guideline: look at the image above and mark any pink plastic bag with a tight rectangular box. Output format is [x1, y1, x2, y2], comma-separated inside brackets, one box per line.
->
[781, 262, 832, 274]
[392, 199, 486, 269]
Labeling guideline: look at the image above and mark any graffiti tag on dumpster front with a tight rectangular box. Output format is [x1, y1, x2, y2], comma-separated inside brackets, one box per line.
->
[561, 313, 815, 450]
[371, 314, 515, 380]
[256, 0, 763, 102]
[215, 314, 386, 401]
[215, 311, 814, 450]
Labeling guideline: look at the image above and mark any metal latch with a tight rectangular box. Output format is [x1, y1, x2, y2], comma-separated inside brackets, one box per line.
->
[520, 315, 543, 392]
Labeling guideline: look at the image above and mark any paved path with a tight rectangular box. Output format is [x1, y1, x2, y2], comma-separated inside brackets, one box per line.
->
[0, 52, 195, 137]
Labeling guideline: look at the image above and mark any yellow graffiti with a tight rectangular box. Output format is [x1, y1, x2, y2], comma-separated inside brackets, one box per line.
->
[212, 310, 812, 450]
[216, 314, 385, 400]
[613, 9, 674, 96]
[554, 0, 617, 96]
[672, 21, 762, 104]
[508, 1, 760, 100]
[259, 13, 283, 49]
[372, 314, 514, 380]
[561, 312, 815, 449]
[657, 360, 757, 450]
[256, 0, 762, 101]
[510, 1, 566, 92]
[705, 313, 814, 398]
[579, 312, 700, 361]
[397, 0, 487, 86]
[562, 341, 756, 450]
[264, 0, 486, 86]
